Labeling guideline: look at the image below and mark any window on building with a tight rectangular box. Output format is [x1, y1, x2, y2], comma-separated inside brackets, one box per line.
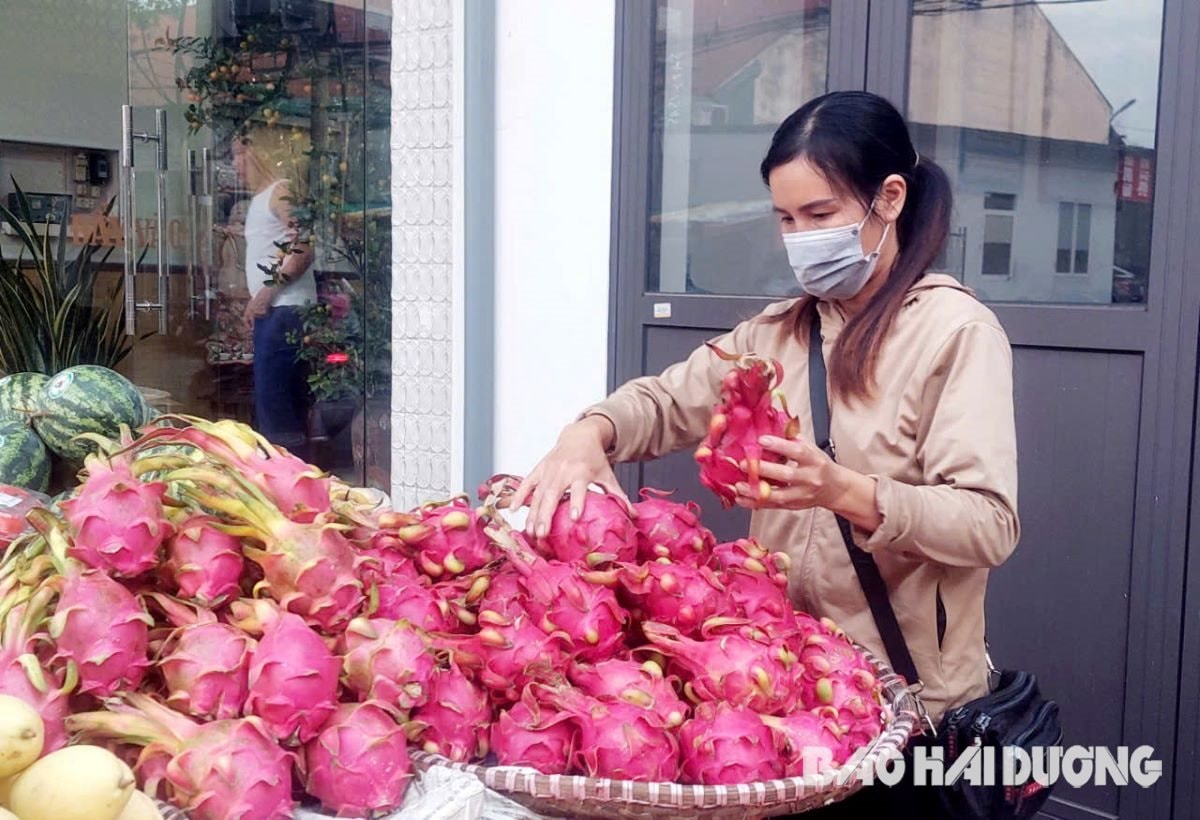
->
[1057, 202, 1092, 274]
[982, 192, 1015, 276]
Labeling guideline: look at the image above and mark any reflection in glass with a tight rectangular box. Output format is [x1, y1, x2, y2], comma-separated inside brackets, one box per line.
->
[119, 1, 392, 490]
[648, 0, 832, 296]
[909, 0, 1162, 305]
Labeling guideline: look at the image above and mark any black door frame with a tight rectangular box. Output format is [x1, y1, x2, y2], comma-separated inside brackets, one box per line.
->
[606, 2, 1200, 818]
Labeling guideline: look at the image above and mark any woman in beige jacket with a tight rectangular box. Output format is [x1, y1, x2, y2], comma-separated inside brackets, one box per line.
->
[510, 90, 1019, 816]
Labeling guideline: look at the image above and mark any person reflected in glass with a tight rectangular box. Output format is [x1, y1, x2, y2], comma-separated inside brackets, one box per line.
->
[231, 129, 318, 459]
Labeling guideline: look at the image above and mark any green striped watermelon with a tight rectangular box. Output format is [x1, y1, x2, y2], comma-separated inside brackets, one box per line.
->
[32, 365, 148, 462]
[0, 417, 51, 493]
[0, 372, 49, 424]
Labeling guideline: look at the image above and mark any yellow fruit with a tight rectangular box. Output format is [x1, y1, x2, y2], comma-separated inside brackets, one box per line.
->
[0, 695, 43, 779]
[117, 790, 164, 820]
[8, 745, 135, 820]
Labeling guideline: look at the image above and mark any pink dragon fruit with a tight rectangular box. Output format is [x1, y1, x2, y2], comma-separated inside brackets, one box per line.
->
[632, 488, 716, 566]
[694, 346, 800, 508]
[760, 711, 848, 775]
[246, 612, 340, 744]
[302, 702, 412, 816]
[47, 567, 152, 697]
[167, 461, 364, 632]
[401, 497, 496, 579]
[159, 621, 256, 721]
[641, 622, 800, 714]
[429, 569, 498, 631]
[490, 689, 577, 774]
[798, 630, 878, 681]
[243, 521, 364, 634]
[678, 702, 785, 785]
[619, 561, 732, 636]
[568, 658, 688, 728]
[61, 451, 171, 577]
[549, 686, 680, 782]
[375, 577, 457, 633]
[800, 672, 883, 723]
[472, 607, 573, 704]
[0, 594, 75, 754]
[164, 513, 245, 607]
[720, 566, 799, 637]
[477, 565, 527, 620]
[712, 537, 791, 585]
[68, 693, 295, 820]
[490, 527, 628, 661]
[539, 489, 638, 567]
[837, 697, 887, 754]
[792, 629, 886, 748]
[358, 545, 457, 632]
[340, 617, 437, 711]
[136, 416, 331, 521]
[409, 663, 492, 762]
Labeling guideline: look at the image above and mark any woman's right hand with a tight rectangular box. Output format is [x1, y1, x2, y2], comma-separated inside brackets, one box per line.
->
[508, 415, 630, 539]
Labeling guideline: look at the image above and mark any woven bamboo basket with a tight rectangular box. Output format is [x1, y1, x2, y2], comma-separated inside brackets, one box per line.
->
[410, 646, 922, 819]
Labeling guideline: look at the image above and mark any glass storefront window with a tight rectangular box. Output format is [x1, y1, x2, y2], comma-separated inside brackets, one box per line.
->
[647, 0, 831, 296]
[908, 0, 1163, 305]
[118, 0, 392, 490]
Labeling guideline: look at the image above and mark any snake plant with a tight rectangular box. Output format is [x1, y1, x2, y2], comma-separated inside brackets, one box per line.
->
[0, 180, 149, 376]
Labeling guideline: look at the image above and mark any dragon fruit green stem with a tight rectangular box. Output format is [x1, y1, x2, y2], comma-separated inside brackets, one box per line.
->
[15, 585, 56, 644]
[66, 709, 177, 749]
[141, 592, 216, 628]
[184, 414, 286, 460]
[177, 486, 278, 538]
[18, 653, 77, 699]
[131, 455, 195, 477]
[165, 466, 278, 519]
[215, 524, 264, 540]
[26, 510, 73, 576]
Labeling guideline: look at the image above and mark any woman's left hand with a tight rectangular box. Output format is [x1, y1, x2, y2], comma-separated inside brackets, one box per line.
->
[733, 435, 883, 533]
[733, 435, 848, 511]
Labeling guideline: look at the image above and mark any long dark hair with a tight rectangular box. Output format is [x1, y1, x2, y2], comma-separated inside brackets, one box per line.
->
[761, 91, 952, 402]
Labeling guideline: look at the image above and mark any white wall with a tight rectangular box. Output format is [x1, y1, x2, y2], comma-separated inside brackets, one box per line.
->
[390, 0, 462, 508]
[492, 0, 616, 475]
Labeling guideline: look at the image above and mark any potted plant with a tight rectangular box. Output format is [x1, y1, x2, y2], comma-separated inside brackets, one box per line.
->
[0, 183, 148, 376]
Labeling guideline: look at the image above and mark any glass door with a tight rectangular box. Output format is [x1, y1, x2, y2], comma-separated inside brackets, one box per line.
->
[120, 0, 392, 490]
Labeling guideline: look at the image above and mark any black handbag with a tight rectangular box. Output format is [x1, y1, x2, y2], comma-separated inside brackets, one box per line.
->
[806, 317, 1063, 820]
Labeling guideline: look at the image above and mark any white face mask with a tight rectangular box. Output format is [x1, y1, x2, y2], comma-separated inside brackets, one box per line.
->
[782, 205, 891, 300]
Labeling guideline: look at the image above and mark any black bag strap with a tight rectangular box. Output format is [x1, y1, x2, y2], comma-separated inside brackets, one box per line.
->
[807, 317, 922, 688]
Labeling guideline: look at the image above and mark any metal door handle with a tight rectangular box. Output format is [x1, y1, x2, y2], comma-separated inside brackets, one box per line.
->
[186, 149, 198, 320]
[121, 105, 136, 335]
[201, 147, 213, 321]
[153, 108, 168, 335]
[120, 106, 170, 335]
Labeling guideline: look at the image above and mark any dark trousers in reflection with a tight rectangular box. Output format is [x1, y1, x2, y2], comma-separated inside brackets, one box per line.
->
[252, 306, 310, 460]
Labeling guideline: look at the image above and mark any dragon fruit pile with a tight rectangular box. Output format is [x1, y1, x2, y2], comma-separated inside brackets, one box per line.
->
[0, 412, 891, 820]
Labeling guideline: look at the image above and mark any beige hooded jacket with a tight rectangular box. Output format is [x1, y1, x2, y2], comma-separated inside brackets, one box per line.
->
[581, 274, 1019, 724]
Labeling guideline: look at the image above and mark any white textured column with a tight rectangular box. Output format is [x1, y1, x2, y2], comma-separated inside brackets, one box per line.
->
[390, 0, 462, 509]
